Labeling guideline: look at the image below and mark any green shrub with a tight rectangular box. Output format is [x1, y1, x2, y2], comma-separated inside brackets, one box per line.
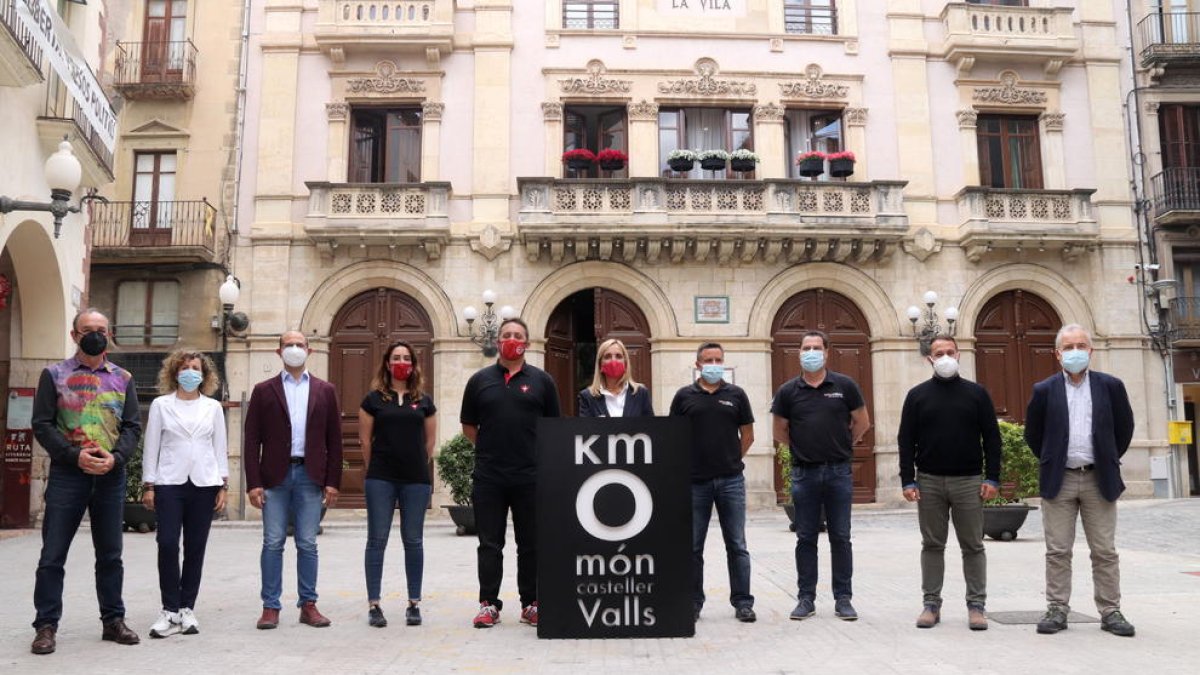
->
[435, 433, 475, 505]
[989, 420, 1040, 504]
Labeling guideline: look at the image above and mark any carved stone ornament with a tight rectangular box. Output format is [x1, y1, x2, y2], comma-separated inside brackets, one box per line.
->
[956, 109, 979, 128]
[657, 58, 757, 97]
[1040, 111, 1065, 131]
[421, 101, 444, 121]
[972, 71, 1047, 105]
[779, 64, 849, 100]
[542, 102, 563, 121]
[325, 102, 348, 121]
[843, 107, 868, 126]
[627, 100, 659, 121]
[752, 103, 785, 122]
[347, 61, 426, 94]
[559, 60, 632, 95]
[1144, 101, 1161, 115]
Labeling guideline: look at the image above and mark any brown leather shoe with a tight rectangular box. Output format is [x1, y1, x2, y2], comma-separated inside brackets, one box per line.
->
[968, 604, 989, 631]
[299, 602, 331, 628]
[31, 625, 56, 655]
[916, 604, 940, 629]
[256, 607, 280, 630]
[101, 618, 140, 645]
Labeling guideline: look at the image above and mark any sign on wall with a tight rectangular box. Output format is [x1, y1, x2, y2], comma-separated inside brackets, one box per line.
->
[2, 388, 35, 529]
[656, 0, 747, 17]
[537, 417, 693, 639]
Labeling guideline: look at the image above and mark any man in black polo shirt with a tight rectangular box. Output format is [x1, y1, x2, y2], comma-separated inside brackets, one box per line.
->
[460, 317, 560, 629]
[771, 330, 869, 622]
[669, 342, 756, 623]
[898, 336, 1000, 631]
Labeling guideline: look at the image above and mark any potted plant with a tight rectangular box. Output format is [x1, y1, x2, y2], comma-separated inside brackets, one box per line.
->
[698, 149, 730, 172]
[435, 433, 476, 536]
[796, 150, 826, 178]
[123, 437, 156, 533]
[667, 149, 698, 173]
[827, 150, 856, 178]
[596, 148, 628, 172]
[982, 420, 1040, 541]
[562, 148, 596, 172]
[776, 443, 795, 531]
[729, 149, 760, 173]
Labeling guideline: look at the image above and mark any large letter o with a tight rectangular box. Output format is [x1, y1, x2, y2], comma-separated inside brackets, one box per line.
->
[575, 469, 653, 542]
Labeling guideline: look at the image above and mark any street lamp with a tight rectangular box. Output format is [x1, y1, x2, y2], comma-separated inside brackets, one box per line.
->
[462, 289, 516, 357]
[906, 290, 958, 356]
[217, 275, 250, 400]
[0, 138, 104, 238]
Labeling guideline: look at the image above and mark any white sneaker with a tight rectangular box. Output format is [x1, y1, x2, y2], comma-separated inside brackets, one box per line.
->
[149, 610, 181, 638]
[179, 608, 199, 635]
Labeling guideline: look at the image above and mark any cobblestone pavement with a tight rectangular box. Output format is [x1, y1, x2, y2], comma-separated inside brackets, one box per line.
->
[1, 498, 1197, 674]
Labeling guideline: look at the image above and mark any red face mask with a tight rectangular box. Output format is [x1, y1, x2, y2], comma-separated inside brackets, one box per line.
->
[499, 339, 526, 361]
[390, 362, 413, 381]
[600, 360, 626, 380]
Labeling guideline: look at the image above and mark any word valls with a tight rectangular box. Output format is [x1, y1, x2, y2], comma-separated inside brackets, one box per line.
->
[574, 434, 653, 541]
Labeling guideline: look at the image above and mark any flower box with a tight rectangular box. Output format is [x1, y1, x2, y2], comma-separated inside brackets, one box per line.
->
[796, 151, 826, 178]
[827, 151, 856, 178]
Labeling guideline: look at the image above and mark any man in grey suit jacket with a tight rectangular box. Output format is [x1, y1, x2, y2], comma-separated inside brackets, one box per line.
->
[1024, 324, 1135, 638]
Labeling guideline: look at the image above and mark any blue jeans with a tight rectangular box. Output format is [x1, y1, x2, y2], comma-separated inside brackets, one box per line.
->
[792, 461, 854, 601]
[33, 464, 126, 628]
[364, 479, 432, 602]
[261, 464, 324, 609]
[691, 473, 753, 610]
[154, 481, 220, 611]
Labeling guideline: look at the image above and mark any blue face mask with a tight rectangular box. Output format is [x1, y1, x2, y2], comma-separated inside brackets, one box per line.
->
[1061, 349, 1090, 375]
[177, 369, 203, 393]
[700, 364, 724, 384]
[801, 350, 825, 373]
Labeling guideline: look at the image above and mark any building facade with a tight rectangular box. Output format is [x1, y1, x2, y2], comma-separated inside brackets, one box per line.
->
[210, 0, 1177, 514]
[1, 0, 118, 527]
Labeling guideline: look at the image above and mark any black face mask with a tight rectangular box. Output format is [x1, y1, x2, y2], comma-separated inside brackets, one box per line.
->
[78, 331, 108, 356]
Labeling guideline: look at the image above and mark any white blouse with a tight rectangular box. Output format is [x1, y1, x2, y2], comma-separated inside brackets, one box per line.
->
[602, 385, 628, 418]
[141, 392, 230, 487]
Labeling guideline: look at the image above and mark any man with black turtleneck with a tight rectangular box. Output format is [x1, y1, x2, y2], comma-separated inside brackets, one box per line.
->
[897, 336, 1001, 633]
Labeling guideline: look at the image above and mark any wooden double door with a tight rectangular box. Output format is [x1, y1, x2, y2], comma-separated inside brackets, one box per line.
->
[544, 289, 653, 417]
[771, 289, 876, 503]
[329, 289, 434, 508]
[974, 290, 1061, 422]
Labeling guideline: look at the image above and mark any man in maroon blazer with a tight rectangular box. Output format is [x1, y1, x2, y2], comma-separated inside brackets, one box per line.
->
[244, 331, 343, 629]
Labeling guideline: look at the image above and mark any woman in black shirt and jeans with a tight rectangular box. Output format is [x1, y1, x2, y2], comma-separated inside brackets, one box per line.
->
[359, 340, 437, 628]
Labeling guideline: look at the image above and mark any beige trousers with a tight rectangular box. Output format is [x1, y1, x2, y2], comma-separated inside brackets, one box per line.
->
[1040, 468, 1121, 616]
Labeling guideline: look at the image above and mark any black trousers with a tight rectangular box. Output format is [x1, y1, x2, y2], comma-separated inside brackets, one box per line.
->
[473, 481, 537, 610]
[154, 481, 220, 611]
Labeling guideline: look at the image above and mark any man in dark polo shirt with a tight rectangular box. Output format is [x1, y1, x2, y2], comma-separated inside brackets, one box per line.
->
[460, 317, 560, 629]
[669, 342, 756, 623]
[771, 330, 870, 622]
[898, 336, 1000, 631]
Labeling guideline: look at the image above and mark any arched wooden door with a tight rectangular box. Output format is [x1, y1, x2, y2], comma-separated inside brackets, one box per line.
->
[771, 289, 875, 503]
[974, 290, 1061, 422]
[330, 288, 434, 508]
[544, 288, 652, 416]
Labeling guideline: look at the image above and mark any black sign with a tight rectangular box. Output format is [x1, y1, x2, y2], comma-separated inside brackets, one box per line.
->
[536, 417, 693, 639]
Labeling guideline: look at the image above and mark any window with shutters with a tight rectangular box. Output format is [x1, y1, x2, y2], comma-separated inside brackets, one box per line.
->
[563, 105, 627, 178]
[784, 1, 837, 35]
[658, 108, 753, 178]
[142, 0, 188, 82]
[115, 280, 180, 347]
[349, 108, 422, 183]
[976, 114, 1043, 189]
[563, 1, 618, 29]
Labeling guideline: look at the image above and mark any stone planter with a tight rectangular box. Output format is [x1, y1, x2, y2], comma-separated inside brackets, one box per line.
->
[442, 504, 476, 536]
[123, 503, 156, 533]
[982, 503, 1037, 541]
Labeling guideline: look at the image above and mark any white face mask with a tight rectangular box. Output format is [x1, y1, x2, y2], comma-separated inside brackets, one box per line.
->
[932, 355, 959, 379]
[281, 345, 308, 369]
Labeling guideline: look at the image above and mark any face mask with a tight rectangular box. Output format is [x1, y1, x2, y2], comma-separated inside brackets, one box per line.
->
[499, 339, 526, 361]
[600, 360, 626, 380]
[281, 345, 308, 369]
[800, 350, 825, 373]
[78, 331, 107, 357]
[1061, 348, 1090, 374]
[177, 369, 203, 392]
[700, 364, 724, 384]
[932, 355, 959, 379]
[391, 362, 413, 381]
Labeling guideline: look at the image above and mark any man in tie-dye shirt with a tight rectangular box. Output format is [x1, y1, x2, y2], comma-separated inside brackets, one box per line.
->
[29, 309, 142, 655]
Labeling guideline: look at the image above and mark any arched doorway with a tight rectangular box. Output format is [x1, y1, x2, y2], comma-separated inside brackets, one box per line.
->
[330, 288, 434, 508]
[544, 288, 652, 416]
[771, 289, 875, 503]
[974, 290, 1062, 422]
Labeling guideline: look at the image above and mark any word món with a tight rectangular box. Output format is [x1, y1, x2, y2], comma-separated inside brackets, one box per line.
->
[576, 545, 655, 576]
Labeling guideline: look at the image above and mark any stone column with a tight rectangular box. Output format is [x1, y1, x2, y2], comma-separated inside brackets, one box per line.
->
[1040, 111, 1066, 189]
[542, 102, 563, 178]
[422, 101, 444, 181]
[752, 103, 786, 179]
[957, 109, 980, 186]
[627, 99, 660, 178]
[844, 107, 868, 179]
[325, 102, 348, 183]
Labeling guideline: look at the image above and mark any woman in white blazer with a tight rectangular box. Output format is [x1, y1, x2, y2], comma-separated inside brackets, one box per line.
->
[140, 350, 228, 639]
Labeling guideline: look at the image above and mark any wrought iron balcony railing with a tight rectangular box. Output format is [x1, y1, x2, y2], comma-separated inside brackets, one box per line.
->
[112, 40, 197, 100]
[1152, 167, 1200, 223]
[1139, 12, 1200, 66]
[0, 0, 43, 85]
[90, 200, 216, 253]
[1170, 297, 1200, 342]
